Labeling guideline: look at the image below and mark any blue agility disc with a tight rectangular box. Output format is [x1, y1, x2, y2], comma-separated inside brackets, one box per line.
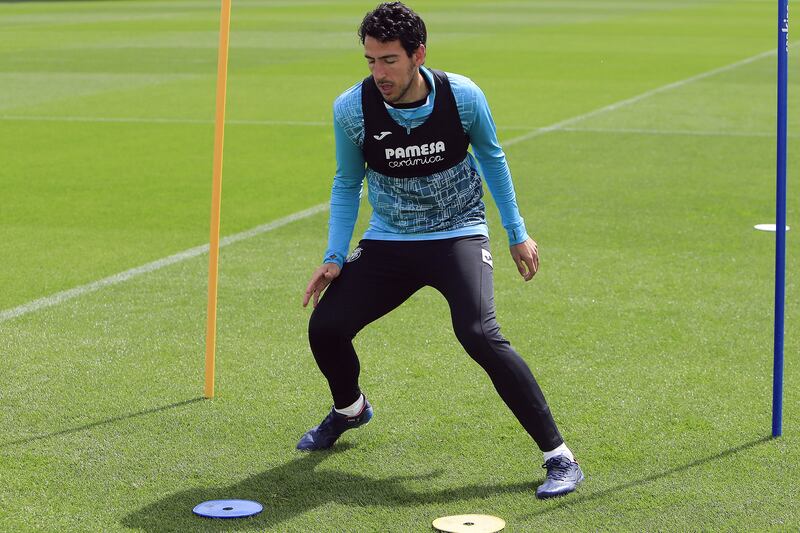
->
[192, 499, 263, 519]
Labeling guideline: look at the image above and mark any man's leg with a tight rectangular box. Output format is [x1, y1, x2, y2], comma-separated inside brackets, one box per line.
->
[426, 236, 563, 450]
[308, 240, 421, 409]
[298, 240, 422, 451]
[426, 235, 583, 497]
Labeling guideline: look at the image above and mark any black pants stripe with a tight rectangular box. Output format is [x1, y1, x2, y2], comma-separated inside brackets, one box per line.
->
[308, 235, 563, 451]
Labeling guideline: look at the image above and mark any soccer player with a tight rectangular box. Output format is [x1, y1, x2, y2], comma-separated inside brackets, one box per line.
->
[299, 2, 583, 499]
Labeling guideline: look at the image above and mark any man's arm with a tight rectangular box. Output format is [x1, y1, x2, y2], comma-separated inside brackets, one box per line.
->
[465, 80, 539, 280]
[304, 104, 366, 307]
[324, 116, 366, 267]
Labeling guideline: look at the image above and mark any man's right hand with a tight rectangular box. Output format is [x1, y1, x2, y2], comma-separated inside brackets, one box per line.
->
[303, 263, 342, 308]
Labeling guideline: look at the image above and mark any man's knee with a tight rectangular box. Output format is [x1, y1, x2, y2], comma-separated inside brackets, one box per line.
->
[309, 305, 354, 346]
[454, 321, 490, 353]
[309, 308, 337, 342]
[454, 319, 508, 359]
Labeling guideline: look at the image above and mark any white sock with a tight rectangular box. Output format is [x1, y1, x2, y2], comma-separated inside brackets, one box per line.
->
[543, 443, 574, 463]
[334, 394, 365, 417]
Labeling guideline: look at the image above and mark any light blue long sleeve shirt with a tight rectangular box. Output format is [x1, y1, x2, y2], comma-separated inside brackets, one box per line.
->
[324, 66, 529, 267]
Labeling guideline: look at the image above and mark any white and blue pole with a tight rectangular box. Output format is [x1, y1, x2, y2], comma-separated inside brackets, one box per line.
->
[773, 0, 789, 438]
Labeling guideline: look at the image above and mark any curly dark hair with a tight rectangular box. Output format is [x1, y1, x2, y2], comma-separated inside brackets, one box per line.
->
[358, 2, 427, 57]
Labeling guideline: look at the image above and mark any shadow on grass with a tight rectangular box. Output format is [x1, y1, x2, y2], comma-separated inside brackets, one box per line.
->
[2, 397, 203, 447]
[523, 436, 772, 518]
[121, 443, 531, 531]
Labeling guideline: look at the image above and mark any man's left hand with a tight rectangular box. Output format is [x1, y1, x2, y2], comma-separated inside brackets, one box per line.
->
[510, 238, 539, 281]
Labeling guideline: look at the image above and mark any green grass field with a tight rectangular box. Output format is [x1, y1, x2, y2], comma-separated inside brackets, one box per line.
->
[1, 0, 799, 530]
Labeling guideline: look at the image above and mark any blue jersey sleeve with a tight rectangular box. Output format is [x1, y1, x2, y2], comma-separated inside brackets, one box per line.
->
[323, 90, 366, 267]
[450, 74, 529, 245]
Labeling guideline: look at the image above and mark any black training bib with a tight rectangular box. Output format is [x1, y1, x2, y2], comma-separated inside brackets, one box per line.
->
[361, 69, 470, 179]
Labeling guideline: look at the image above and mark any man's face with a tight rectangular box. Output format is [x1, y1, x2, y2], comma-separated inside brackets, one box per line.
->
[364, 35, 425, 104]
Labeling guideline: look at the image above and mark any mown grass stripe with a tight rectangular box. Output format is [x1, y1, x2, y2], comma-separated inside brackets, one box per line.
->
[0, 42, 783, 324]
[503, 46, 781, 147]
[0, 115, 785, 138]
[559, 127, 790, 138]
[0, 115, 329, 127]
[0, 203, 329, 324]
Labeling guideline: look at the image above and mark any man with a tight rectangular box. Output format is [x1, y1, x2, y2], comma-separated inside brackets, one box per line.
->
[299, 2, 583, 499]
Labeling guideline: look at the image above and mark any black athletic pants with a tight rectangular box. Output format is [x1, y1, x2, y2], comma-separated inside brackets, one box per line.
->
[308, 235, 563, 451]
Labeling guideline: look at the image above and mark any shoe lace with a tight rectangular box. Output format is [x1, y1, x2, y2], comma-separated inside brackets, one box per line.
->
[319, 411, 338, 431]
[542, 457, 572, 481]
[320, 409, 351, 434]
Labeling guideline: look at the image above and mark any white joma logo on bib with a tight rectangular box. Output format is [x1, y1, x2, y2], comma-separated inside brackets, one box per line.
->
[373, 131, 392, 140]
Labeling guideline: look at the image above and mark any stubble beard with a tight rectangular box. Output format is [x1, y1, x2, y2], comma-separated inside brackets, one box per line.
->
[383, 64, 419, 104]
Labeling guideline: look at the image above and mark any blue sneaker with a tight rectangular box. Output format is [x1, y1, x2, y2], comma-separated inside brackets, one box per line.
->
[296, 399, 373, 451]
[536, 455, 584, 499]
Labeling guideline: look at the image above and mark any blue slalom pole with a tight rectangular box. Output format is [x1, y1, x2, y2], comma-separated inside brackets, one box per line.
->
[773, 0, 789, 438]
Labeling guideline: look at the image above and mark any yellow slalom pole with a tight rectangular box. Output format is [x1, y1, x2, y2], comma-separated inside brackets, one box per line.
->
[205, 0, 233, 399]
